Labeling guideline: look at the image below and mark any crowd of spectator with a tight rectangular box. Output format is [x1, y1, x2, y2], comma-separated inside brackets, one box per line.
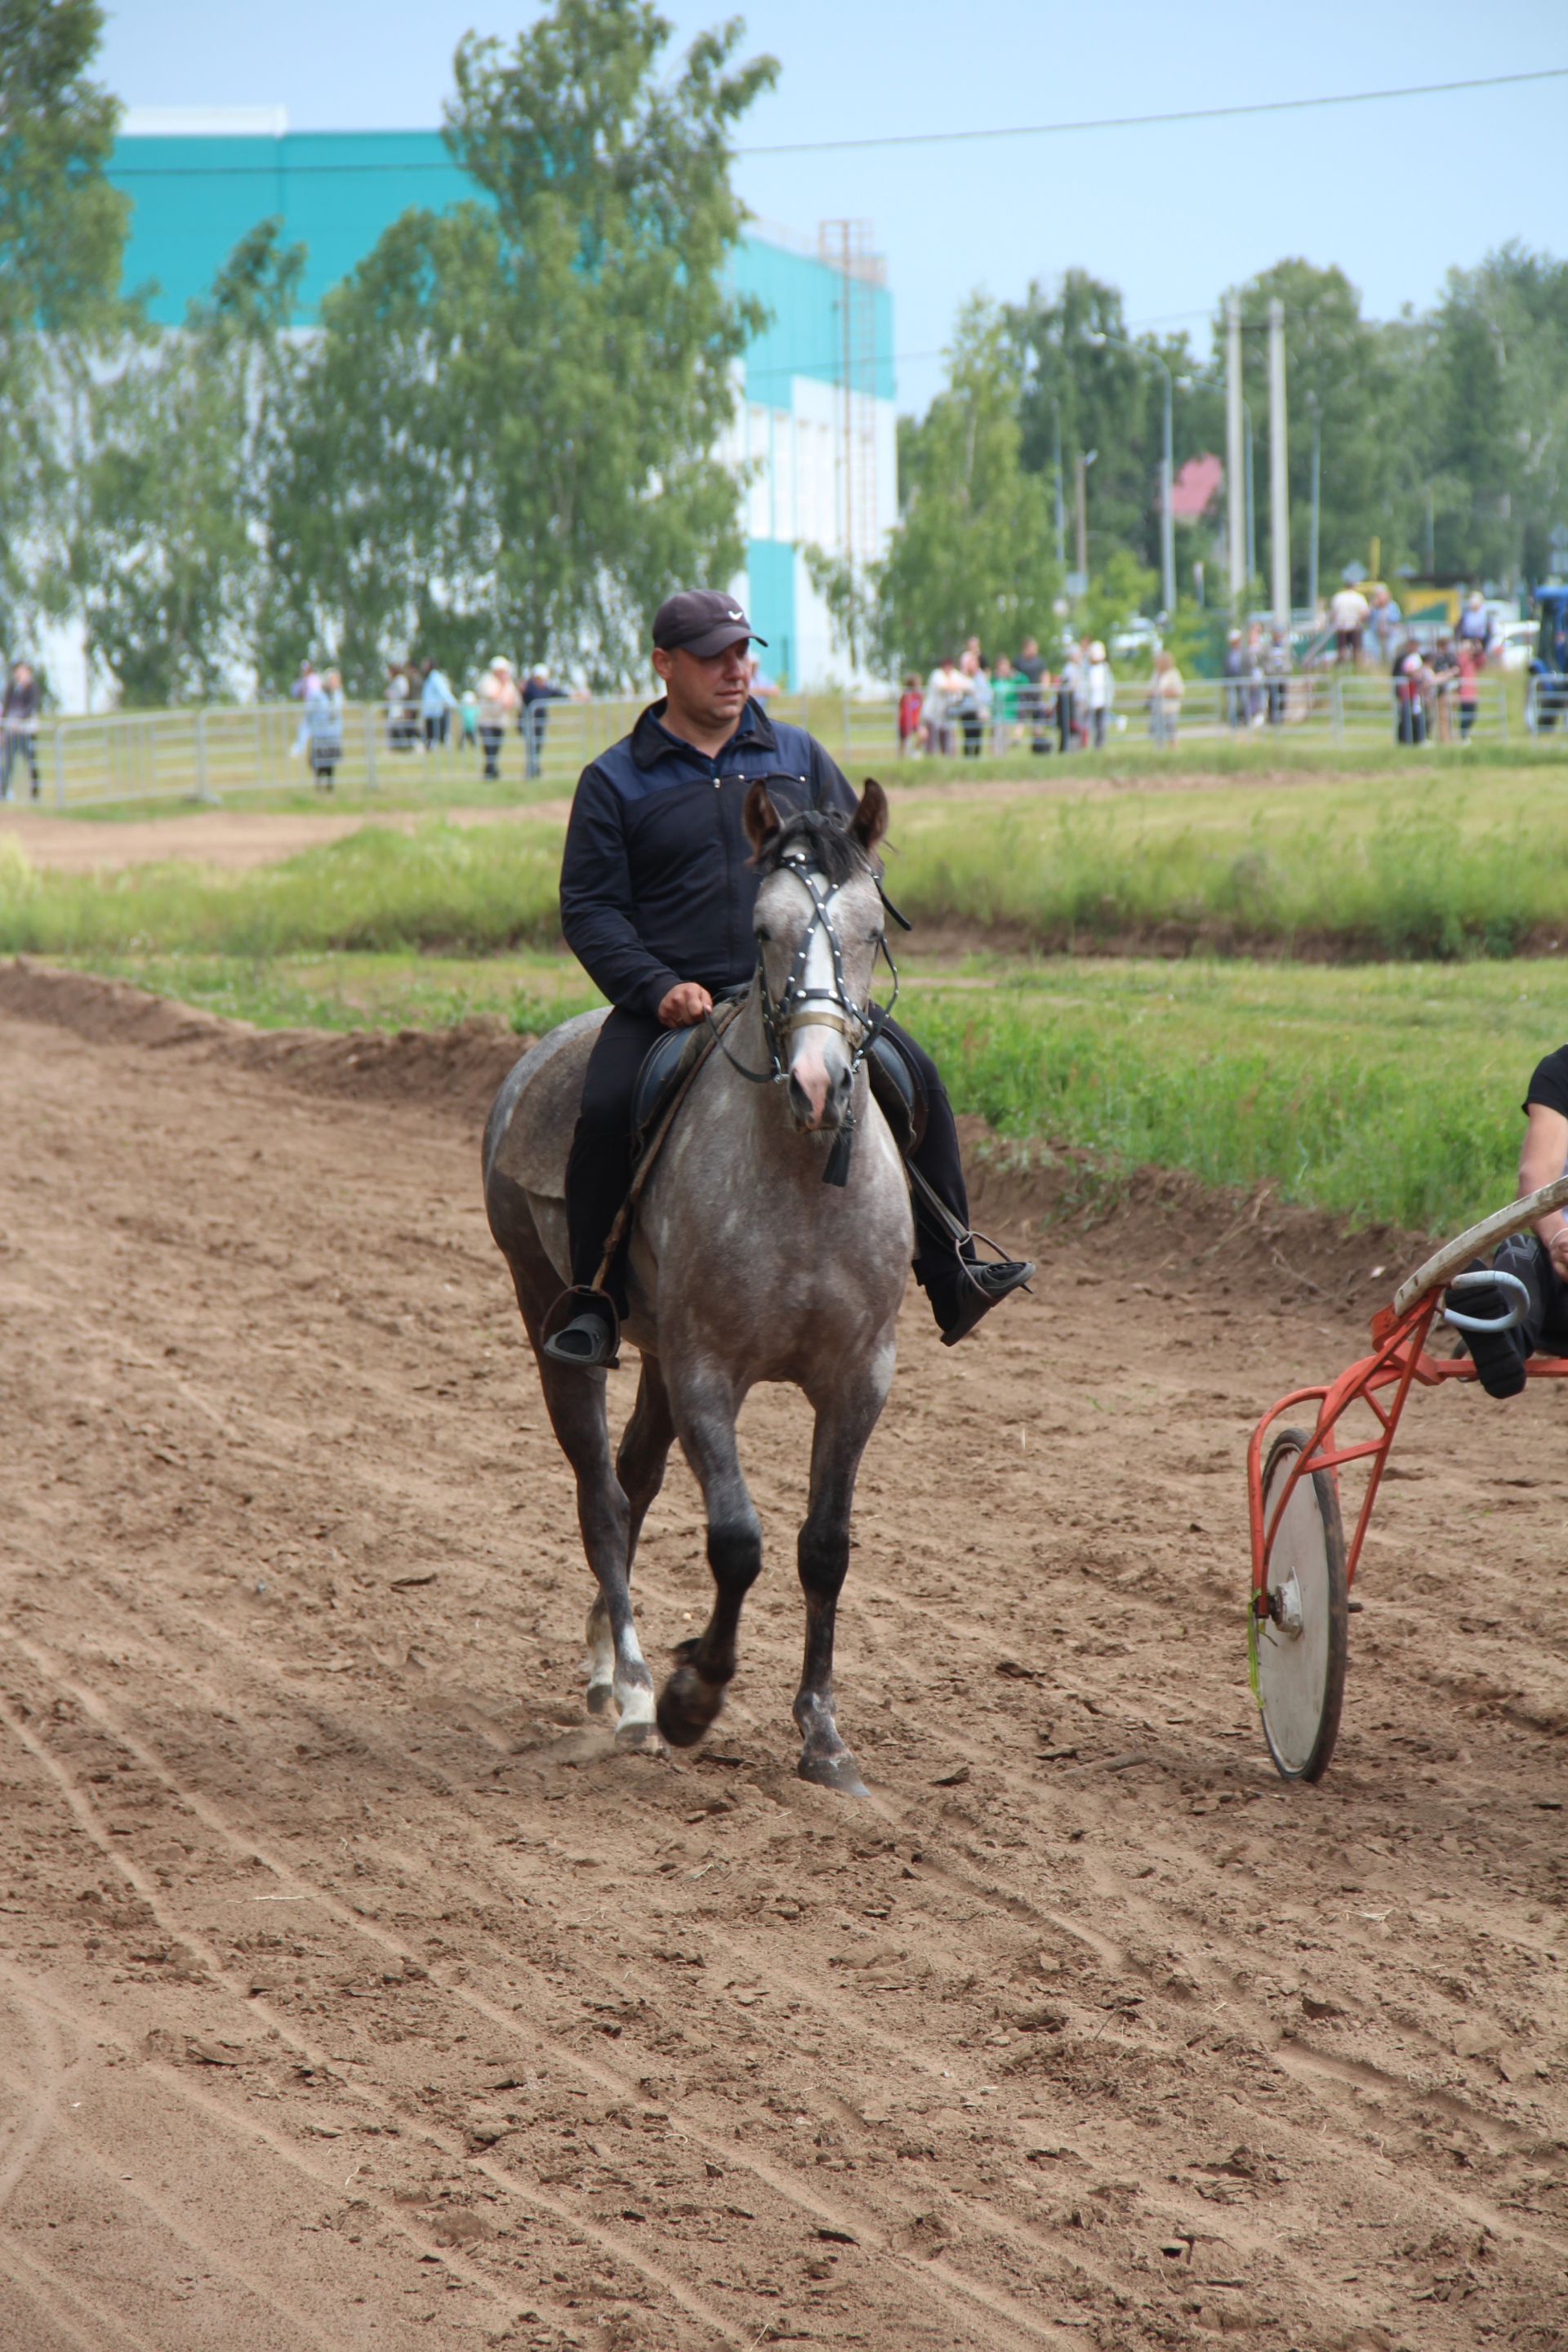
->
[898, 631, 1187, 757]
[286, 653, 586, 788]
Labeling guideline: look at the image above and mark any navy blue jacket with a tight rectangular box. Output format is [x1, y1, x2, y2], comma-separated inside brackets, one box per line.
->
[559, 698, 856, 1018]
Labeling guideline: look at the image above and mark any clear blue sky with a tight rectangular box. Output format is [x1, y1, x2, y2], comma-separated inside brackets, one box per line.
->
[100, 1, 1566, 412]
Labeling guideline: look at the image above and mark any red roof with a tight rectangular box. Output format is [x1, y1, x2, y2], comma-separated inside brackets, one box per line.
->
[1170, 453, 1223, 520]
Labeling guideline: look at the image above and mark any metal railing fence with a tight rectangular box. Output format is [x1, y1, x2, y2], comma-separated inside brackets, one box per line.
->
[3, 673, 1552, 813]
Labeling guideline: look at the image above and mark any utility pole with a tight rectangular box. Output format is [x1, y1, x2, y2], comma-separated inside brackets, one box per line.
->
[1160, 363, 1175, 622]
[1075, 448, 1089, 581]
[1226, 295, 1245, 616]
[1306, 394, 1321, 621]
[1267, 296, 1290, 630]
[1053, 404, 1065, 572]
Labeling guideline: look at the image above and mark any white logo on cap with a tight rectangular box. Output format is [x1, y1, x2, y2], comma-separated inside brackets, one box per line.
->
[728, 608, 744, 621]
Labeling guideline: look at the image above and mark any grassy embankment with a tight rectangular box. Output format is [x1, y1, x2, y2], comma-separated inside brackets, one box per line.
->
[3, 760, 1561, 1237]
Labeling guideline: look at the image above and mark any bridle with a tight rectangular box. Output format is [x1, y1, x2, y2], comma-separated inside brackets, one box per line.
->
[706, 832, 902, 1187]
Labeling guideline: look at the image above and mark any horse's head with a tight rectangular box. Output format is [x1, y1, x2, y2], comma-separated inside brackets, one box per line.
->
[743, 779, 889, 1134]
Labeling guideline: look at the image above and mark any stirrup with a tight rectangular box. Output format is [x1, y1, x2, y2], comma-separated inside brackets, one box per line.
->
[938, 1257, 1035, 1348]
[541, 1286, 621, 1371]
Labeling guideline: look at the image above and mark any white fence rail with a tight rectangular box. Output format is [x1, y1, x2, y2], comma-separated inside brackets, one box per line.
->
[4, 673, 1552, 813]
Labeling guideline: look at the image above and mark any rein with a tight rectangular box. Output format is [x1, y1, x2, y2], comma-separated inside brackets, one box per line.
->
[704, 841, 900, 1189]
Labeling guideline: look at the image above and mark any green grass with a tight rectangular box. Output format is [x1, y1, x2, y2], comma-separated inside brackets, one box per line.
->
[911, 960, 1551, 1236]
[884, 767, 1568, 957]
[43, 939, 1556, 1239]
[10, 760, 1568, 963]
[0, 822, 563, 957]
[68, 947, 599, 1038]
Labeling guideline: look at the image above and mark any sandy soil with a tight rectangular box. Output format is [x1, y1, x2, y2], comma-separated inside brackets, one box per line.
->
[1, 962, 1565, 2352]
[0, 803, 577, 874]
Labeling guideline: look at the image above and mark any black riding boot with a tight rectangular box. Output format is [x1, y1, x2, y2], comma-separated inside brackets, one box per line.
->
[880, 1018, 1034, 1343]
[544, 1009, 662, 1371]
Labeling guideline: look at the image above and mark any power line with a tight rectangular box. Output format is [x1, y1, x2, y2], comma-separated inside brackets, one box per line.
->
[736, 66, 1568, 158]
[106, 65, 1568, 176]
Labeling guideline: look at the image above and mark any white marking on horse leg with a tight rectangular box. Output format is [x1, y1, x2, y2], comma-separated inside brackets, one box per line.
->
[612, 1627, 655, 1726]
[584, 1597, 617, 1718]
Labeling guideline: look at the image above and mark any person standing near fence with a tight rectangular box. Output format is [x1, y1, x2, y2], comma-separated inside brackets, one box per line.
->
[1329, 581, 1370, 666]
[922, 653, 960, 756]
[1223, 629, 1246, 726]
[1016, 636, 1051, 754]
[479, 658, 519, 781]
[1, 661, 41, 800]
[1147, 648, 1183, 745]
[1056, 642, 1080, 754]
[990, 653, 1020, 753]
[1085, 640, 1113, 747]
[1456, 590, 1495, 663]
[522, 664, 569, 779]
[1455, 637, 1481, 739]
[1262, 627, 1291, 727]
[304, 668, 344, 791]
[897, 672, 924, 754]
[421, 659, 457, 750]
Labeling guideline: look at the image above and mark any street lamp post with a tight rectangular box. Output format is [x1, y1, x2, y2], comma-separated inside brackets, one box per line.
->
[1241, 397, 1257, 592]
[1085, 328, 1177, 621]
[1305, 392, 1321, 622]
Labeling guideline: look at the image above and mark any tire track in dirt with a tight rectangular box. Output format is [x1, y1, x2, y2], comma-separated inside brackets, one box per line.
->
[3, 968, 1567, 2348]
[0, 1640, 1085, 2351]
[0, 1689, 781, 2350]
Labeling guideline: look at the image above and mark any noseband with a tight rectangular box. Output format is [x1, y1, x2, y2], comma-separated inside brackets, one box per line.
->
[706, 837, 900, 1187]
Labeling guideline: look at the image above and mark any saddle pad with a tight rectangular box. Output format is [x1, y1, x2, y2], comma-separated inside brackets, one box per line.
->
[867, 1029, 924, 1156]
[483, 1008, 608, 1201]
[631, 1025, 706, 1143]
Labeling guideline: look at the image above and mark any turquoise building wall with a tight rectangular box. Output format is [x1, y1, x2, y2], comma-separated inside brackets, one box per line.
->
[107, 128, 895, 679]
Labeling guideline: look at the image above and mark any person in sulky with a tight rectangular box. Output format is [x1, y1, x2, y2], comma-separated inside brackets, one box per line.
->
[1455, 1042, 1568, 1397]
[543, 590, 1034, 1369]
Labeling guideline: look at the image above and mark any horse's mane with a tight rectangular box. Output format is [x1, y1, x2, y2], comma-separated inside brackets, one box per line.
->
[755, 806, 872, 889]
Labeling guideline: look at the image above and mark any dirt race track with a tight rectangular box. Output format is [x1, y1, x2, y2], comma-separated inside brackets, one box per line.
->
[1, 960, 1566, 2352]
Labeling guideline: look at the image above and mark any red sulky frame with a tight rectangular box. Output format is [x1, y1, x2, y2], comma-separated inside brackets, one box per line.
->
[1246, 1172, 1568, 1637]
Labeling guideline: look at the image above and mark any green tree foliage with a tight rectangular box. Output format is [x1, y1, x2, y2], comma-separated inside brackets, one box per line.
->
[1005, 270, 1214, 595]
[1220, 259, 1419, 606]
[863, 300, 1061, 673]
[1418, 246, 1568, 586]
[0, 0, 129, 640]
[273, 0, 775, 689]
[75, 224, 306, 703]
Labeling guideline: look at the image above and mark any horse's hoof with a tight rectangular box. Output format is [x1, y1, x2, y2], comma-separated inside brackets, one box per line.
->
[585, 1680, 617, 1718]
[798, 1748, 870, 1799]
[657, 1663, 725, 1750]
[615, 1717, 668, 1758]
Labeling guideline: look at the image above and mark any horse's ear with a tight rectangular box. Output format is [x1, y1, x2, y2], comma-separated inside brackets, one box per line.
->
[743, 779, 781, 859]
[850, 777, 889, 857]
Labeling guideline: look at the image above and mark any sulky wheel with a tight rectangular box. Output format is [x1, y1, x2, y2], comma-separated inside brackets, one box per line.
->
[1250, 1426, 1349, 1783]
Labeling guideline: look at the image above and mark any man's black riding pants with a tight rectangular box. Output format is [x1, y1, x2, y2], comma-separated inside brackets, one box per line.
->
[564, 1006, 970, 1310]
[1461, 1230, 1568, 1397]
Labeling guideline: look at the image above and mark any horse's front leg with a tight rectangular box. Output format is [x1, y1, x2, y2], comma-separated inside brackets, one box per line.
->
[794, 1345, 896, 1797]
[657, 1365, 760, 1749]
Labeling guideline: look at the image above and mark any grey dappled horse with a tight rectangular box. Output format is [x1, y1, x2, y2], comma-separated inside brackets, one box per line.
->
[481, 781, 911, 1793]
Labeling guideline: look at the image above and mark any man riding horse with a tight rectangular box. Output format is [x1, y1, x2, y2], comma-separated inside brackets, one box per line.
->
[542, 589, 1034, 1368]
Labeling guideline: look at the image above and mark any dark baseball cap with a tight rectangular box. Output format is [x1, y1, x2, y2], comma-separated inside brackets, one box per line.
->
[652, 589, 767, 658]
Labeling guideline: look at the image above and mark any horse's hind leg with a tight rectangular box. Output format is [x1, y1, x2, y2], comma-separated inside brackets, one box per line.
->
[657, 1366, 760, 1750]
[617, 1354, 675, 1575]
[793, 1352, 895, 1797]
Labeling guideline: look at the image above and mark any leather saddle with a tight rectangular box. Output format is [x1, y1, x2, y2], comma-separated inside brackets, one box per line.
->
[630, 1017, 924, 1162]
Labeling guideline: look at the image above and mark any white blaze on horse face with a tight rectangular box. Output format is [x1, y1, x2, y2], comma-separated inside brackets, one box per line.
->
[755, 859, 883, 1134]
[789, 887, 850, 1129]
